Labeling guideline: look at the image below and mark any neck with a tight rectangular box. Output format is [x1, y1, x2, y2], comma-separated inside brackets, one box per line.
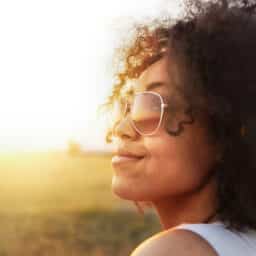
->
[152, 174, 219, 230]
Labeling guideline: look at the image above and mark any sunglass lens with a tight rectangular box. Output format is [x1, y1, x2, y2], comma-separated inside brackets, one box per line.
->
[131, 93, 162, 134]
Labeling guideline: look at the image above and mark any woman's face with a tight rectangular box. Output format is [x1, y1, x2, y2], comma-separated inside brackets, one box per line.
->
[111, 57, 219, 202]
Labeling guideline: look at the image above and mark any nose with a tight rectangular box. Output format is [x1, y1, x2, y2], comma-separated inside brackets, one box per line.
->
[112, 115, 139, 140]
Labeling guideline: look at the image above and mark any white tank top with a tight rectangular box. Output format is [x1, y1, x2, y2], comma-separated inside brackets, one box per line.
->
[173, 221, 256, 256]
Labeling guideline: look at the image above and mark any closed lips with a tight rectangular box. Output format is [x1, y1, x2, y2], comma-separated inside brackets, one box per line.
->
[116, 150, 145, 159]
[111, 149, 146, 166]
[118, 154, 144, 159]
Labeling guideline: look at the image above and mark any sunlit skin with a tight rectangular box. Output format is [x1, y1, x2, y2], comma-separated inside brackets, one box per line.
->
[111, 57, 221, 230]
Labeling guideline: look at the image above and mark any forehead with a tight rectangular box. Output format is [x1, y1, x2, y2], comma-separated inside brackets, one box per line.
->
[132, 57, 173, 97]
[119, 56, 181, 102]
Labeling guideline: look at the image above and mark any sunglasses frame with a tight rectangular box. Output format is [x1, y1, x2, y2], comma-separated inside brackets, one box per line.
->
[122, 91, 169, 136]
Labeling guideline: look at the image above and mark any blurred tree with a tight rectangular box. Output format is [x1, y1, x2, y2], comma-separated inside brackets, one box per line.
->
[67, 140, 82, 156]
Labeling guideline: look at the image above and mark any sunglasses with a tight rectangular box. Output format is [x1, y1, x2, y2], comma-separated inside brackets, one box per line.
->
[112, 91, 169, 136]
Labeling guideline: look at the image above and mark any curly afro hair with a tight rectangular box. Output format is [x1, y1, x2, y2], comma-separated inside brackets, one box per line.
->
[100, 0, 256, 232]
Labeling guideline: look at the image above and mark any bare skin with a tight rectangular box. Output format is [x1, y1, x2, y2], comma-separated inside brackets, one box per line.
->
[130, 228, 219, 256]
[111, 57, 221, 255]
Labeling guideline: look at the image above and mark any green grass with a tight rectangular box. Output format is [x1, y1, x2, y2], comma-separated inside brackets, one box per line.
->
[0, 151, 161, 256]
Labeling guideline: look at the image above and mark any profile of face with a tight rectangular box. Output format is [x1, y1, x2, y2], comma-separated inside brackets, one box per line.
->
[111, 57, 220, 203]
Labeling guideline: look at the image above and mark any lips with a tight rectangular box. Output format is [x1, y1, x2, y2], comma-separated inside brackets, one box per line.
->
[112, 148, 145, 166]
[111, 155, 144, 166]
[115, 149, 145, 159]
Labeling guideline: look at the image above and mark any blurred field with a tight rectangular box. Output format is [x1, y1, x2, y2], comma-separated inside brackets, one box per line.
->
[0, 151, 160, 256]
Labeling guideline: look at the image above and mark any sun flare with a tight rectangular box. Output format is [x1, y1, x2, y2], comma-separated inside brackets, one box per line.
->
[0, 0, 179, 152]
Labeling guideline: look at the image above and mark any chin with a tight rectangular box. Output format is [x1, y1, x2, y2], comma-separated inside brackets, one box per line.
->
[111, 176, 145, 201]
[111, 176, 134, 200]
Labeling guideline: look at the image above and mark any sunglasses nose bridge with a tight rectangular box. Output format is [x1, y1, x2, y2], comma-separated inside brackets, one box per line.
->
[112, 113, 140, 140]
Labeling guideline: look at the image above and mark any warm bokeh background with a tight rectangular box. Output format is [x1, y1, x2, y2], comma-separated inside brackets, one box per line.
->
[0, 151, 161, 256]
[0, 0, 181, 255]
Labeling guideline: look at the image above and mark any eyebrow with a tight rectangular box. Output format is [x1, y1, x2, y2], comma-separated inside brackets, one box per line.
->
[145, 82, 165, 91]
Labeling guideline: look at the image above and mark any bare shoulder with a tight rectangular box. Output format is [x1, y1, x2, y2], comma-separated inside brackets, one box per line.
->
[130, 228, 218, 256]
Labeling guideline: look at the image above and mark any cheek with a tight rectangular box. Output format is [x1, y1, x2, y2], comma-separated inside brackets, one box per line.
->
[142, 131, 215, 197]
[143, 136, 192, 192]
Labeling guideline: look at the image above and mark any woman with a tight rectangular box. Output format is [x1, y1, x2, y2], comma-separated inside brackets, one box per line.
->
[100, 0, 256, 255]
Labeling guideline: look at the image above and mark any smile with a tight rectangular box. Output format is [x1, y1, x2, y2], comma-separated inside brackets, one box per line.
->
[111, 155, 145, 166]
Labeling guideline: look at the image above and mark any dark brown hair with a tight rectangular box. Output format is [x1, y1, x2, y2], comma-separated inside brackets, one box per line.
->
[100, 0, 256, 232]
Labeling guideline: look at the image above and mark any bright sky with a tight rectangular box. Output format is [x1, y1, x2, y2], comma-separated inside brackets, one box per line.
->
[0, 0, 181, 152]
